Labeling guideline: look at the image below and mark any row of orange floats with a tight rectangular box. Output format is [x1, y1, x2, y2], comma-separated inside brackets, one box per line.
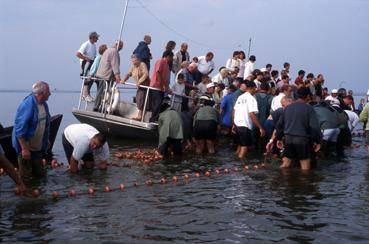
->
[114, 150, 164, 164]
[14, 163, 267, 199]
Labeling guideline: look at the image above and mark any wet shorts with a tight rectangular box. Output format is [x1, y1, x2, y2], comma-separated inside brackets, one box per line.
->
[193, 120, 217, 140]
[235, 126, 253, 147]
[283, 135, 312, 160]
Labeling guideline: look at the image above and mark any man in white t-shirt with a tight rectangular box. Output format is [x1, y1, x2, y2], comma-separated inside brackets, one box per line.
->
[197, 52, 215, 75]
[76, 31, 99, 77]
[243, 55, 256, 80]
[233, 80, 265, 159]
[62, 123, 109, 173]
[271, 85, 292, 111]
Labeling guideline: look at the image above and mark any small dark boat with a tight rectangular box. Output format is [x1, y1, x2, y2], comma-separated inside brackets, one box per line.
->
[0, 114, 63, 165]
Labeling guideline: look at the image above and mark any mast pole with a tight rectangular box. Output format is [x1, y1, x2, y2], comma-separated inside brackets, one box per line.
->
[247, 38, 252, 58]
[118, 0, 129, 42]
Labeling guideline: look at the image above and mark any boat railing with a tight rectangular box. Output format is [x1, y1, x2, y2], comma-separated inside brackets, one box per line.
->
[79, 76, 193, 122]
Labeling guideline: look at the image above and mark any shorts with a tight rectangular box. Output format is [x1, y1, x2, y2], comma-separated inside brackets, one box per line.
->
[284, 135, 312, 160]
[366, 131, 369, 145]
[193, 120, 217, 140]
[235, 126, 253, 147]
[62, 134, 94, 164]
[338, 128, 352, 147]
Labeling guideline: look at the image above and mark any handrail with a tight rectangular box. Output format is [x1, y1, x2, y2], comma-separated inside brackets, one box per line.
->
[78, 76, 195, 122]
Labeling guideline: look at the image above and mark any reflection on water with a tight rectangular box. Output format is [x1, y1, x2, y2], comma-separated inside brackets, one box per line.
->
[1, 93, 369, 243]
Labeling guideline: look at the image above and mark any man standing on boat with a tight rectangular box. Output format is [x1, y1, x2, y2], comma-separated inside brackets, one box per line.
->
[149, 50, 174, 123]
[172, 42, 190, 74]
[94, 40, 124, 112]
[76, 31, 99, 77]
[133, 35, 152, 71]
[62, 124, 109, 173]
[12, 81, 51, 178]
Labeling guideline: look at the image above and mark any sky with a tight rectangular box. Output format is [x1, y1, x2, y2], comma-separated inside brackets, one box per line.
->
[1, 0, 369, 94]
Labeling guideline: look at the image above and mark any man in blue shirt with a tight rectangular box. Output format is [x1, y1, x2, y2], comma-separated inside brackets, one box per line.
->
[12, 81, 51, 178]
[220, 84, 236, 135]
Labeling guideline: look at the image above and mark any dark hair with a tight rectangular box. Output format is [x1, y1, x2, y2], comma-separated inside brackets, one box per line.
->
[206, 52, 214, 57]
[92, 133, 107, 145]
[218, 66, 226, 72]
[232, 51, 239, 57]
[260, 82, 270, 91]
[249, 55, 256, 62]
[239, 51, 246, 59]
[162, 50, 174, 58]
[228, 84, 237, 92]
[165, 40, 176, 51]
[266, 64, 272, 69]
[177, 73, 184, 80]
[245, 80, 256, 88]
[252, 69, 261, 76]
[298, 70, 305, 76]
[281, 75, 289, 80]
[283, 62, 290, 68]
[306, 73, 314, 79]
[297, 87, 312, 99]
[271, 70, 279, 77]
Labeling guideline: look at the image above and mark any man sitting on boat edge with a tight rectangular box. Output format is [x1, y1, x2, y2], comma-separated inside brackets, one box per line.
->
[62, 124, 109, 173]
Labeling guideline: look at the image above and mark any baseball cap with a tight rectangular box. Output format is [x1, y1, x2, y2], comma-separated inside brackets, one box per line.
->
[206, 83, 215, 89]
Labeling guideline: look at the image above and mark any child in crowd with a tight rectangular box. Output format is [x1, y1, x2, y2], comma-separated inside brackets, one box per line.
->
[171, 73, 186, 112]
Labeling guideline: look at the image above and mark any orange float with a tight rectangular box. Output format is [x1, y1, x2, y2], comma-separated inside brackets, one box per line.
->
[205, 171, 211, 177]
[160, 178, 167, 184]
[195, 172, 200, 177]
[184, 174, 190, 180]
[172, 176, 178, 183]
[88, 188, 94, 194]
[146, 180, 153, 186]
[103, 185, 111, 192]
[32, 189, 40, 198]
[51, 191, 60, 199]
[68, 189, 76, 197]
[119, 183, 125, 190]
[224, 168, 229, 174]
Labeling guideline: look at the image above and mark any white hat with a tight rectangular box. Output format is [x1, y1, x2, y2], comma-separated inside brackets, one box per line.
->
[331, 89, 338, 93]
[260, 68, 268, 72]
[199, 95, 212, 101]
[367, 89, 369, 95]
[206, 83, 215, 89]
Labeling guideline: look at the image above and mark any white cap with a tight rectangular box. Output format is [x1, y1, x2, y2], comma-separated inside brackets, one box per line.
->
[260, 68, 268, 72]
[206, 83, 215, 89]
[331, 89, 338, 93]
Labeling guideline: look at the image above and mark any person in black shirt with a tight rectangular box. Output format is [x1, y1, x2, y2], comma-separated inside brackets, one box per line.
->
[276, 87, 322, 170]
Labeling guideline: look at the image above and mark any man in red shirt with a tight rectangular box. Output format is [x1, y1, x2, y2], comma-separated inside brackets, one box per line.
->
[149, 50, 174, 122]
[294, 70, 305, 87]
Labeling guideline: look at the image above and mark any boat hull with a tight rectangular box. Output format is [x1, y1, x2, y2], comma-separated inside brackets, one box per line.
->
[72, 109, 158, 140]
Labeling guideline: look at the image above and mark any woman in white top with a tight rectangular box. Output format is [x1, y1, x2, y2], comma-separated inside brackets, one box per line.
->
[237, 51, 246, 80]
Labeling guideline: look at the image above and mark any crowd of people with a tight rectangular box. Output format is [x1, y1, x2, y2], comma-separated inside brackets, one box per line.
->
[1, 32, 369, 192]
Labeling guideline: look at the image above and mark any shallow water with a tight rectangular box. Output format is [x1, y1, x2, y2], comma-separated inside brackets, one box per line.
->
[1, 92, 369, 243]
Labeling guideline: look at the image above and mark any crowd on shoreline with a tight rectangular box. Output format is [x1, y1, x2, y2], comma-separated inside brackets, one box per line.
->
[1, 31, 369, 194]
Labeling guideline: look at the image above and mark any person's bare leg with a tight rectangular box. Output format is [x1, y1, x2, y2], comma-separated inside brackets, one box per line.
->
[196, 139, 205, 154]
[206, 140, 215, 154]
[280, 157, 292, 168]
[238, 146, 248, 160]
[300, 159, 311, 170]
[236, 145, 241, 155]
